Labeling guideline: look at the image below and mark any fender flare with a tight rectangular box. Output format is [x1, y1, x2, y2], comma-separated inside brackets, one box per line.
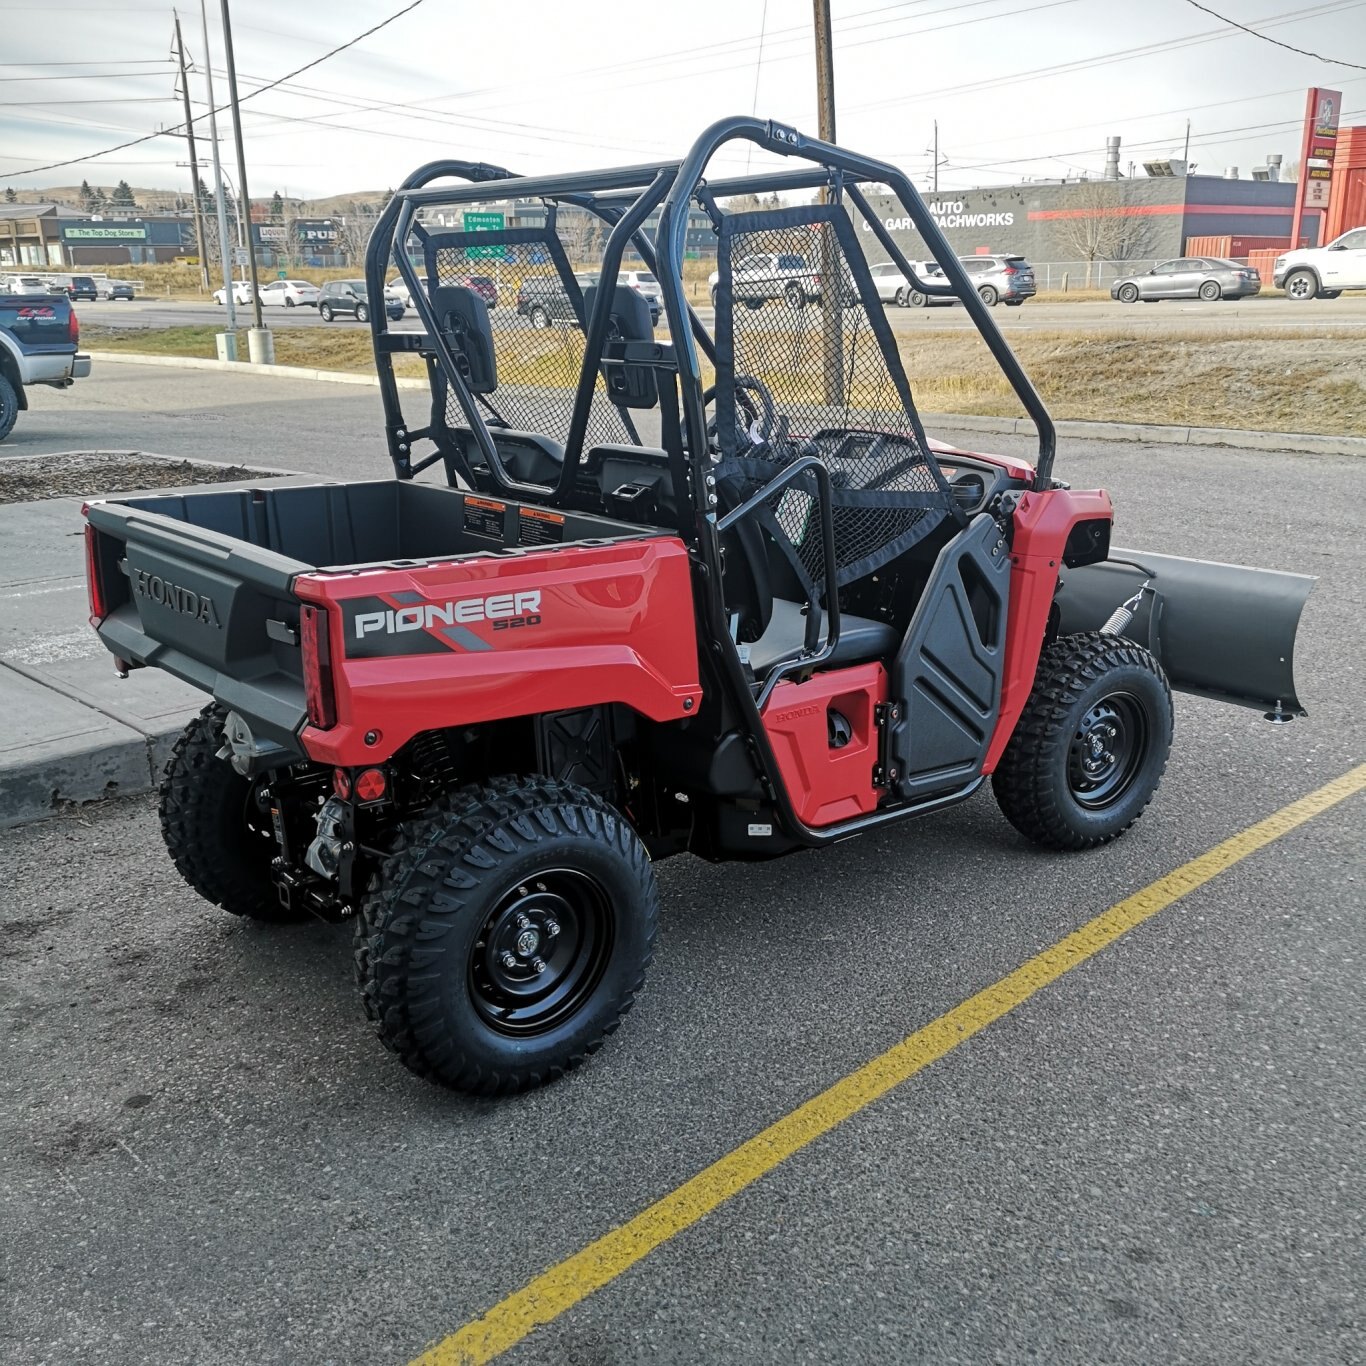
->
[0, 331, 29, 408]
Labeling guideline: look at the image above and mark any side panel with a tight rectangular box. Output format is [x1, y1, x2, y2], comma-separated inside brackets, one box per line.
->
[760, 662, 888, 827]
[295, 537, 703, 765]
[981, 487, 1115, 774]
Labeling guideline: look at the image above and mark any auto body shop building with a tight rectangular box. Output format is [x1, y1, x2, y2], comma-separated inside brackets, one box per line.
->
[853, 172, 1322, 275]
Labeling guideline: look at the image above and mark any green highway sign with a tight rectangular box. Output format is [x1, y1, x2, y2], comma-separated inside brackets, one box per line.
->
[463, 210, 504, 260]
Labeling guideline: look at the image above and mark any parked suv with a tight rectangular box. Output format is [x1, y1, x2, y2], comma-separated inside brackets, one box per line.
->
[318, 279, 404, 323]
[1274, 226, 1366, 300]
[707, 252, 821, 310]
[958, 254, 1035, 306]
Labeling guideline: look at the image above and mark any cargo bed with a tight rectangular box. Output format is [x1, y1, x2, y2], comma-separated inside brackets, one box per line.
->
[84, 479, 651, 761]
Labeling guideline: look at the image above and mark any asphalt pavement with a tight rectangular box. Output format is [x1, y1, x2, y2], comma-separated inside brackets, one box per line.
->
[2, 362, 1364, 1365]
[75, 290, 1366, 336]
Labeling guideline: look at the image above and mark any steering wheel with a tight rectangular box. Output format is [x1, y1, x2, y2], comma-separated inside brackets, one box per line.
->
[703, 374, 776, 450]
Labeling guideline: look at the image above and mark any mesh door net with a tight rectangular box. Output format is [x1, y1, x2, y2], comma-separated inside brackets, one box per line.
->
[422, 220, 639, 451]
[712, 203, 956, 596]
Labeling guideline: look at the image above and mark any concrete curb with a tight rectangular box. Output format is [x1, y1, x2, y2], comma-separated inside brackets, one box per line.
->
[87, 349, 1366, 457]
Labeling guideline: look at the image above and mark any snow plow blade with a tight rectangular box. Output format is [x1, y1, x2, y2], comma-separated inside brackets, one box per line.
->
[1055, 548, 1315, 719]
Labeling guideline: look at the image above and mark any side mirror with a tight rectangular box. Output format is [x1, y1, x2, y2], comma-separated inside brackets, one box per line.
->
[1328, 242, 1346, 251]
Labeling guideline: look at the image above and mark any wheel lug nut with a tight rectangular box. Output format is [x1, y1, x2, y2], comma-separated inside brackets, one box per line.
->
[544, 919, 560, 938]
[531, 958, 547, 974]
[515, 913, 531, 930]
[500, 951, 517, 969]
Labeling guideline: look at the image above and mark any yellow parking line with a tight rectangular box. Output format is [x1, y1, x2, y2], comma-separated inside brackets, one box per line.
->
[411, 762, 1366, 1366]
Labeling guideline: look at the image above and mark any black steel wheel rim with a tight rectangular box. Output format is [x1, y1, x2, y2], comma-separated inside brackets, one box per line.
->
[468, 868, 615, 1036]
[1068, 691, 1148, 810]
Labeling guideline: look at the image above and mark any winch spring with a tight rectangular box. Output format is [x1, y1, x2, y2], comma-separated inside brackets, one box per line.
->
[1101, 580, 1151, 636]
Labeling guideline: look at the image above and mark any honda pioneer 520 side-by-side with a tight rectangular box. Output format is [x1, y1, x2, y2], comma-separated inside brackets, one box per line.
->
[84, 119, 1313, 1095]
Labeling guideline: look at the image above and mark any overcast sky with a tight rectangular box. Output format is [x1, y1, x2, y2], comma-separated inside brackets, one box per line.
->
[2, 0, 1364, 204]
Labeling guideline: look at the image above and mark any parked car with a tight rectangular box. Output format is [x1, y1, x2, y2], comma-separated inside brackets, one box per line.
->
[619, 269, 660, 314]
[515, 272, 657, 329]
[213, 280, 257, 306]
[2, 275, 51, 296]
[99, 279, 135, 301]
[318, 279, 403, 323]
[870, 259, 954, 307]
[258, 279, 320, 309]
[0, 288, 89, 441]
[62, 274, 99, 301]
[1112, 257, 1260, 303]
[957, 255, 1035, 306]
[707, 252, 820, 310]
[1274, 226, 1366, 300]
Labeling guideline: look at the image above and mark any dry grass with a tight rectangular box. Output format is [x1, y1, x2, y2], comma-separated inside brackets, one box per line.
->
[83, 322, 1366, 438]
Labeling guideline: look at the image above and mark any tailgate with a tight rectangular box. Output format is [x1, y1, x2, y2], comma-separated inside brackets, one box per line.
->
[85, 498, 313, 760]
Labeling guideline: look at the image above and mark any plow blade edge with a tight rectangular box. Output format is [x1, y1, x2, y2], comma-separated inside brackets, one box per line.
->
[1055, 548, 1315, 718]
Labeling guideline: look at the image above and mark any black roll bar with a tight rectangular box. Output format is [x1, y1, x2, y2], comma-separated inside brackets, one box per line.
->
[656, 115, 1058, 488]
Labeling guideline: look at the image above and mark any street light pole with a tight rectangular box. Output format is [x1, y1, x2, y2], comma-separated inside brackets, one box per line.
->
[219, 0, 271, 360]
[172, 11, 209, 292]
[196, 0, 237, 347]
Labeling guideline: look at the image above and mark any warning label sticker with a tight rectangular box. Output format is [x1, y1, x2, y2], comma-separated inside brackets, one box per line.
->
[464, 496, 506, 539]
[519, 506, 566, 546]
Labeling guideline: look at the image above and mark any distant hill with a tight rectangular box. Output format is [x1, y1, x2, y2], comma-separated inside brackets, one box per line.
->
[0, 183, 395, 217]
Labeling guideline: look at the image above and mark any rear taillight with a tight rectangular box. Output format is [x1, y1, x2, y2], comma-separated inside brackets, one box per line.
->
[83, 522, 107, 625]
[69, 307, 79, 347]
[1002, 266, 1018, 276]
[300, 604, 337, 729]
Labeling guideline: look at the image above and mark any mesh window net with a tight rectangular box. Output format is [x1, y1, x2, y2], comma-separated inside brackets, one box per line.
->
[712, 203, 955, 597]
[418, 212, 643, 451]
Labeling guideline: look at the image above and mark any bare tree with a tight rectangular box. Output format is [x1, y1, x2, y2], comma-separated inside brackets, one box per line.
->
[1050, 179, 1158, 286]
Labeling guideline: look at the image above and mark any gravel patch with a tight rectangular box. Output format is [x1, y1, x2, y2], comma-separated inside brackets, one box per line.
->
[0, 451, 280, 505]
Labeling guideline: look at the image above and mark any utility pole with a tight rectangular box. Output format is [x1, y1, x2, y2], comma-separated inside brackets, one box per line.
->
[219, 0, 269, 357]
[173, 12, 209, 292]
[812, 0, 842, 406]
[197, 0, 237, 350]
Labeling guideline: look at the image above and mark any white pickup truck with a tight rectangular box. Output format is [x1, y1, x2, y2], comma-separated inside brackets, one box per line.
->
[1274, 226, 1366, 300]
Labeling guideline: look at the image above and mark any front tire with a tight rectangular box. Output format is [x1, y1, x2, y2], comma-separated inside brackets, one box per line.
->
[992, 633, 1173, 851]
[319, 303, 334, 321]
[1117, 283, 1140, 303]
[1284, 269, 1318, 302]
[158, 705, 305, 922]
[358, 778, 658, 1094]
[784, 281, 807, 310]
[0, 372, 19, 442]
[355, 303, 369, 323]
[285, 296, 296, 308]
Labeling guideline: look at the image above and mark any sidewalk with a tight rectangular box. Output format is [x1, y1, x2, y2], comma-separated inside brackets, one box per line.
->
[0, 461, 322, 827]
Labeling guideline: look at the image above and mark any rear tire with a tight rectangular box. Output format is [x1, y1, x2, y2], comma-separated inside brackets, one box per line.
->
[358, 777, 658, 1094]
[530, 304, 550, 329]
[908, 289, 928, 308]
[978, 284, 999, 306]
[285, 297, 296, 308]
[158, 705, 305, 922]
[991, 633, 1173, 851]
[784, 281, 807, 310]
[1198, 280, 1222, 301]
[0, 372, 19, 442]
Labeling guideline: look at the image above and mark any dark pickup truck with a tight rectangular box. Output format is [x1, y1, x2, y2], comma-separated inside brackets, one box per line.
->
[0, 289, 90, 440]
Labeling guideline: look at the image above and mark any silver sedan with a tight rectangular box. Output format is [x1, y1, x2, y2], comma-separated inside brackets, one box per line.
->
[1112, 257, 1261, 303]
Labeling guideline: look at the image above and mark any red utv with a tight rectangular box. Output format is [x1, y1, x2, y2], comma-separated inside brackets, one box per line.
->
[83, 119, 1313, 1095]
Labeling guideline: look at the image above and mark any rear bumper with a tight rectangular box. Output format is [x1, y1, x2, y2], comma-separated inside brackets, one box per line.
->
[71, 352, 91, 378]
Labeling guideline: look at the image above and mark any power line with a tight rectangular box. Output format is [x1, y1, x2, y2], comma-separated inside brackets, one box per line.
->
[1182, 0, 1366, 69]
[2, 0, 429, 176]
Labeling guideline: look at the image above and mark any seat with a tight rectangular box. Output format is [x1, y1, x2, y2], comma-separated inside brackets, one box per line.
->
[747, 597, 899, 679]
[581, 284, 657, 409]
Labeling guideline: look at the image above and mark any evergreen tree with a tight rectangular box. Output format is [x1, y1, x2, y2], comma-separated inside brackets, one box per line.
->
[270, 189, 284, 222]
[110, 180, 137, 211]
[3, 187, 15, 204]
[197, 176, 215, 214]
[79, 179, 99, 213]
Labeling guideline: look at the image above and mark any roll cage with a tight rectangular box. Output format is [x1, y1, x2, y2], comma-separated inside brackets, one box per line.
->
[363, 115, 1057, 538]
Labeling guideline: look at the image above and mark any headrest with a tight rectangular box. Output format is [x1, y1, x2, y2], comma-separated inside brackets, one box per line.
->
[582, 283, 657, 409]
[430, 285, 496, 394]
